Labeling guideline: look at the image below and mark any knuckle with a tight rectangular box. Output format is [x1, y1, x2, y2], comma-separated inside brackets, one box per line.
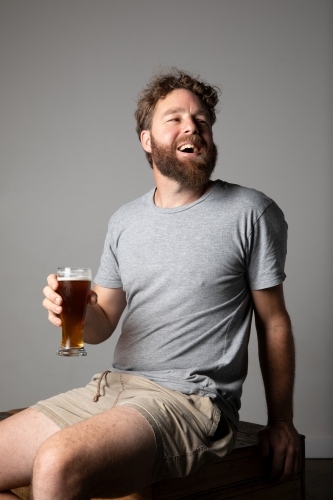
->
[53, 294, 60, 304]
[47, 274, 58, 288]
[49, 312, 60, 326]
[275, 444, 286, 456]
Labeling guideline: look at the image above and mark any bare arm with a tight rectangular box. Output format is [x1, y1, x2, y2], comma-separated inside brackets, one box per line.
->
[43, 275, 126, 345]
[83, 284, 127, 344]
[251, 284, 301, 481]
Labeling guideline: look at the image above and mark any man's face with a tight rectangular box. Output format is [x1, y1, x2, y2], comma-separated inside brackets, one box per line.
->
[141, 89, 218, 190]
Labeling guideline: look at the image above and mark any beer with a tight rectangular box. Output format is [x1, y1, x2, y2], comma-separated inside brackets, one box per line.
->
[56, 268, 91, 356]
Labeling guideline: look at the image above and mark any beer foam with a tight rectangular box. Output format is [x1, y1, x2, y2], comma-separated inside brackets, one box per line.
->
[57, 277, 90, 281]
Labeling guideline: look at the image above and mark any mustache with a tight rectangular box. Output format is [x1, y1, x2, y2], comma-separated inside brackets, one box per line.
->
[173, 135, 206, 150]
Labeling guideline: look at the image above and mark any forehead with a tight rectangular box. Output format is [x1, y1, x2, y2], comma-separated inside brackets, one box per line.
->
[152, 88, 210, 120]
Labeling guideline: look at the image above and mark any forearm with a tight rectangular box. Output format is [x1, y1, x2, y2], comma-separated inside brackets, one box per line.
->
[252, 286, 300, 480]
[83, 285, 126, 345]
[256, 313, 295, 422]
[83, 303, 116, 344]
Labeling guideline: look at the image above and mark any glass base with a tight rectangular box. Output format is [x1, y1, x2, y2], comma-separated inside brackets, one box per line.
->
[56, 346, 87, 357]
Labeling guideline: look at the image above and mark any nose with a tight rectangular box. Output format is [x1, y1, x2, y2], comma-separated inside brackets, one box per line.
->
[183, 116, 199, 135]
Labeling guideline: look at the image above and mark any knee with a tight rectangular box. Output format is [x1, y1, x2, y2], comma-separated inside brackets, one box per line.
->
[33, 440, 65, 480]
[32, 438, 85, 498]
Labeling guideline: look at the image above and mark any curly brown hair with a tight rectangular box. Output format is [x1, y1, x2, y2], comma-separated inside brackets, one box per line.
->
[135, 68, 221, 140]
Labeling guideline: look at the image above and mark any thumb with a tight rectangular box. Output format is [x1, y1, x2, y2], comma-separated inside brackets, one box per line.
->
[88, 290, 98, 305]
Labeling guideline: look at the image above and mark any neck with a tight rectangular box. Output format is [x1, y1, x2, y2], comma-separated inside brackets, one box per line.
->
[152, 166, 213, 208]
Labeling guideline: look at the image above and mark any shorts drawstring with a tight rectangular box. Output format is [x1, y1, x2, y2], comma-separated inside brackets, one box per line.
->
[93, 370, 111, 402]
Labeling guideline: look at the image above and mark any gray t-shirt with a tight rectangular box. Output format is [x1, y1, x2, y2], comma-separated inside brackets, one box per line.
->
[94, 180, 287, 426]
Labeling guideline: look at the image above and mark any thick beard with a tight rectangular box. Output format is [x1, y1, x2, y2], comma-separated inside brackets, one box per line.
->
[150, 134, 218, 191]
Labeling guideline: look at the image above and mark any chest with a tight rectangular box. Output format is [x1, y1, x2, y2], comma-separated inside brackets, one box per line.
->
[114, 213, 249, 297]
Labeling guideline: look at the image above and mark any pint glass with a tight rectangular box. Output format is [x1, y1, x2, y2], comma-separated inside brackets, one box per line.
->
[56, 267, 91, 356]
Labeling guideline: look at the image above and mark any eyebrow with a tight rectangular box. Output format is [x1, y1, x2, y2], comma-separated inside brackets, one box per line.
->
[161, 107, 210, 119]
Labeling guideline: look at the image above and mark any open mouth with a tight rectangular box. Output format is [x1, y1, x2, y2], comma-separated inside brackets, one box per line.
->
[177, 143, 201, 154]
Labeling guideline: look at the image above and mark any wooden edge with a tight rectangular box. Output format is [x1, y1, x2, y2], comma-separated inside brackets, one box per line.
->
[0, 408, 26, 422]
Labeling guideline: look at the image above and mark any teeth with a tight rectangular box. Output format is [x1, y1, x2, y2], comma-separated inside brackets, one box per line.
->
[178, 144, 198, 152]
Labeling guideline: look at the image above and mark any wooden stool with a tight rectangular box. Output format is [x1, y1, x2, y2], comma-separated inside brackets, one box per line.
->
[0, 409, 305, 500]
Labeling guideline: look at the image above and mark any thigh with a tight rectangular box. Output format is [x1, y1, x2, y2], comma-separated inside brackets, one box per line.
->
[115, 375, 236, 481]
[0, 408, 61, 490]
[33, 405, 156, 499]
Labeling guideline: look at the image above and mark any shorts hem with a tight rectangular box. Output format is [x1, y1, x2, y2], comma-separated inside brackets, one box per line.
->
[31, 403, 68, 429]
[119, 401, 165, 483]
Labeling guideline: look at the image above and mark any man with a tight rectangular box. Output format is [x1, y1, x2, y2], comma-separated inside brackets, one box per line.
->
[0, 69, 300, 500]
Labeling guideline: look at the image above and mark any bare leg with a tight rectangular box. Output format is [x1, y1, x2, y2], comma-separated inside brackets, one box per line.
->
[0, 408, 61, 491]
[32, 406, 156, 500]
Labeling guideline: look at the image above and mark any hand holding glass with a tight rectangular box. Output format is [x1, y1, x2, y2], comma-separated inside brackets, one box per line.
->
[56, 267, 91, 357]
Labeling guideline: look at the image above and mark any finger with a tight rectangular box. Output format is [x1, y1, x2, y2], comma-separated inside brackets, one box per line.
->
[43, 297, 62, 316]
[89, 290, 98, 305]
[293, 442, 302, 476]
[43, 285, 63, 306]
[279, 445, 295, 482]
[270, 449, 286, 480]
[47, 309, 62, 327]
[47, 273, 59, 291]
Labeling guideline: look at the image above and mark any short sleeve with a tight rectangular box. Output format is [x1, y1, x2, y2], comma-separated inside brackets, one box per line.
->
[246, 201, 288, 290]
[94, 219, 123, 289]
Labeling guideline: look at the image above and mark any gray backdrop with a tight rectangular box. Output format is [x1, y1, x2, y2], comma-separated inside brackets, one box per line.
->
[1, 0, 332, 458]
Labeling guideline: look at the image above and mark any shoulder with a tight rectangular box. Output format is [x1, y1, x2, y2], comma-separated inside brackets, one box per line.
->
[211, 181, 287, 234]
[215, 181, 273, 212]
[107, 188, 154, 227]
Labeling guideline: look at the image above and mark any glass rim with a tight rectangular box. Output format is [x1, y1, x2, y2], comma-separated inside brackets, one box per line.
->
[57, 267, 92, 279]
[57, 267, 91, 272]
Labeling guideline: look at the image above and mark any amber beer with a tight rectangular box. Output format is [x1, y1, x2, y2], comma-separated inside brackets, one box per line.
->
[56, 267, 91, 356]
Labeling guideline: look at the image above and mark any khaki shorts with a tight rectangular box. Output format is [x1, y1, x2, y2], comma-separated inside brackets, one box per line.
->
[32, 372, 236, 482]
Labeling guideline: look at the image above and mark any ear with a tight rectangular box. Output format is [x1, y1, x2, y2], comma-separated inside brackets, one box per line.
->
[140, 130, 152, 153]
